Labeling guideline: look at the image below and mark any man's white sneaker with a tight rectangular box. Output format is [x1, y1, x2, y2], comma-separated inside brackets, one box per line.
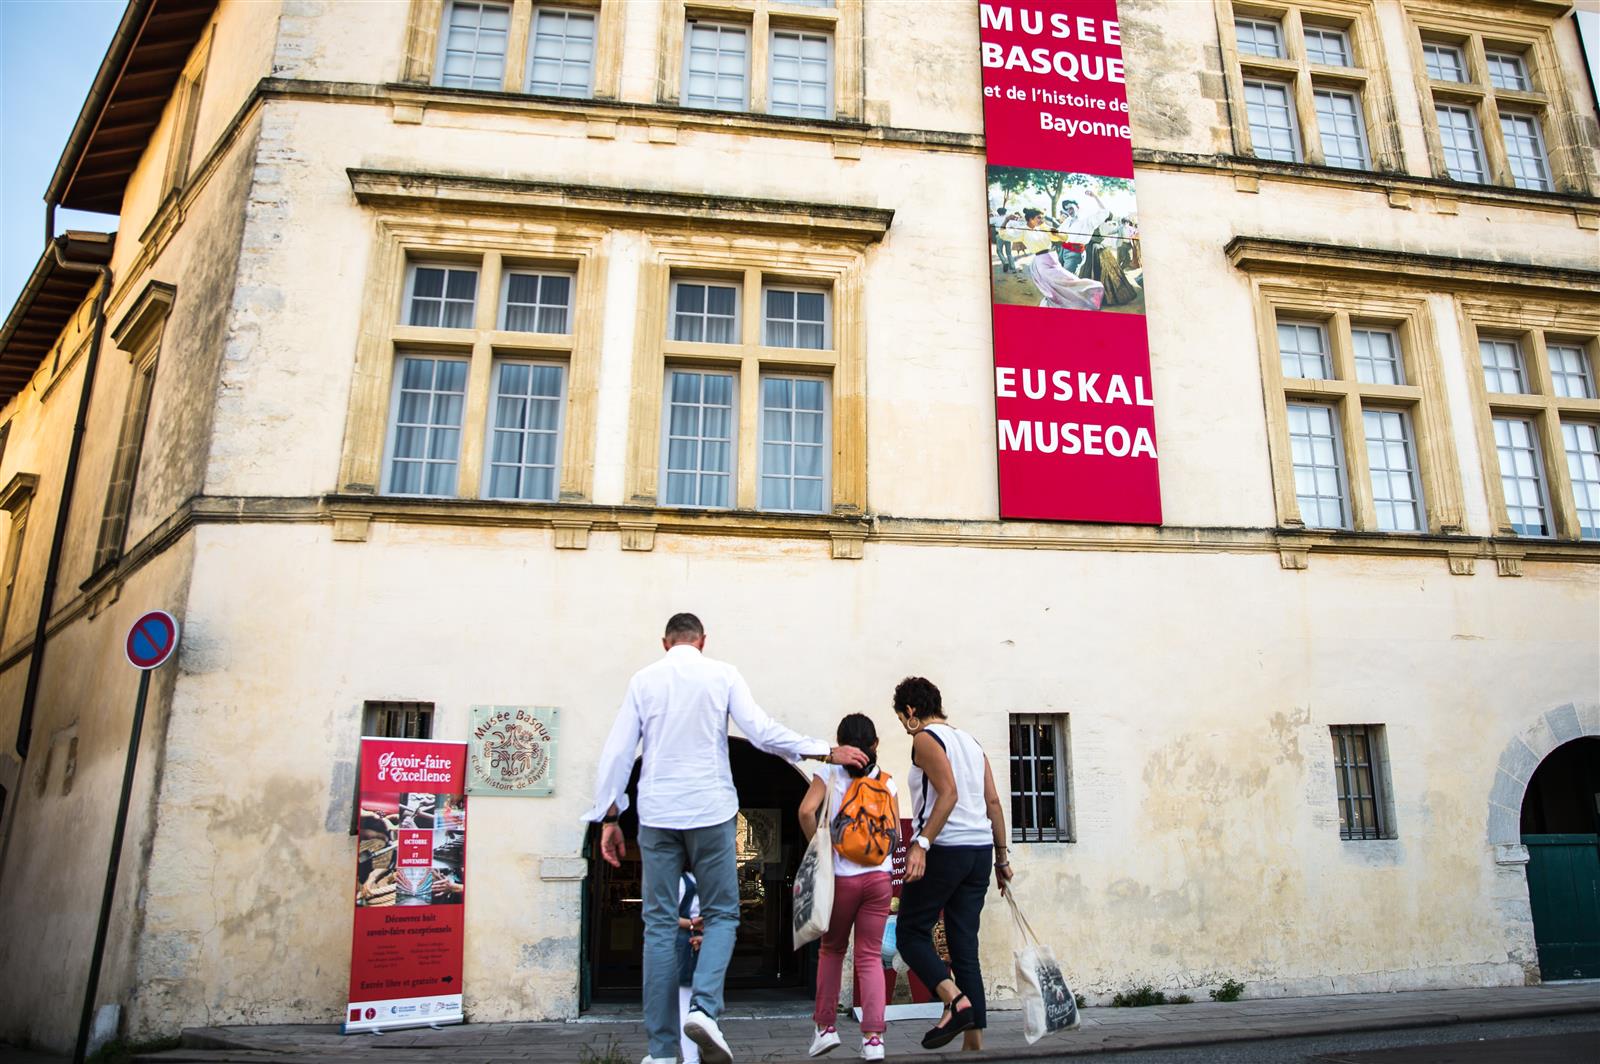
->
[682, 1011, 733, 1064]
[640, 1056, 678, 1064]
[808, 1024, 841, 1057]
[861, 1033, 885, 1060]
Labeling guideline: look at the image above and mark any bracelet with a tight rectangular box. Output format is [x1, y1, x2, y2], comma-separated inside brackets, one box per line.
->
[995, 860, 1011, 869]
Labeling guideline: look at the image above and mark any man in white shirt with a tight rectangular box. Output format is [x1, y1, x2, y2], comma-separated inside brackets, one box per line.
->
[1054, 189, 1111, 275]
[586, 613, 866, 1064]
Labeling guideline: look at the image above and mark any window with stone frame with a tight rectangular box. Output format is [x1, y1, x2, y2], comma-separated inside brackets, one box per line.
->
[1408, 8, 1586, 194]
[655, 272, 836, 513]
[1330, 724, 1395, 840]
[93, 284, 174, 575]
[1255, 288, 1459, 535]
[379, 254, 581, 502]
[624, 235, 869, 522]
[662, 0, 861, 121]
[1460, 306, 1600, 540]
[403, 0, 619, 100]
[1009, 714, 1074, 844]
[1221, 1, 1400, 172]
[0, 475, 35, 649]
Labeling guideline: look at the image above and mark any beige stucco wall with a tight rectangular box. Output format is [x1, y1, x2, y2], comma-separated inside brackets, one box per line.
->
[116, 521, 1596, 1037]
[0, 0, 1597, 1051]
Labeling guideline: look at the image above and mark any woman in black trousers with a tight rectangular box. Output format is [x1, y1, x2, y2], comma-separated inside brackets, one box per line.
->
[893, 676, 1013, 1052]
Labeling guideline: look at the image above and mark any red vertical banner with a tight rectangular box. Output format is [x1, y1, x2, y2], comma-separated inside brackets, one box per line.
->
[347, 738, 469, 1033]
[979, 0, 1161, 524]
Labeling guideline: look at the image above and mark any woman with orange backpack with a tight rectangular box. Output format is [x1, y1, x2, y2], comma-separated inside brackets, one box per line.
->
[798, 713, 901, 1060]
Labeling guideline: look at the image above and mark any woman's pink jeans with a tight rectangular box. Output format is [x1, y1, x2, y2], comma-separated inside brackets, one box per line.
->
[812, 871, 893, 1032]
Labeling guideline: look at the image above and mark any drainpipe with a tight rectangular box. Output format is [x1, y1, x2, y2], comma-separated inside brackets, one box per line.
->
[14, 208, 112, 759]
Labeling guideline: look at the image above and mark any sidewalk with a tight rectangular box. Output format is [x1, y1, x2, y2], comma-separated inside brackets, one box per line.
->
[127, 984, 1599, 1063]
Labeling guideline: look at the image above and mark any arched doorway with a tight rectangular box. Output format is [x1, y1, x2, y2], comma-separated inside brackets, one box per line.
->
[581, 739, 814, 1005]
[1520, 737, 1600, 980]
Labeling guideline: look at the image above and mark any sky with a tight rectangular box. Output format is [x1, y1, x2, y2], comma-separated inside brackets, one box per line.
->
[0, 0, 125, 316]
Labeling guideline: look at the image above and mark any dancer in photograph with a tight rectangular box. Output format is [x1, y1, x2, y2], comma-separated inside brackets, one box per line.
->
[892, 677, 1013, 1053]
[585, 613, 868, 1064]
[1011, 209, 1105, 311]
[798, 713, 899, 1060]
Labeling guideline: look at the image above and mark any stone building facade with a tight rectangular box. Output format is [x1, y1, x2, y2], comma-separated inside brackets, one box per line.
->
[0, 0, 1596, 1051]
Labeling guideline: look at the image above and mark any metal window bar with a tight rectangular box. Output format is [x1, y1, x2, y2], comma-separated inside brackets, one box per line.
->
[1331, 725, 1386, 840]
[1009, 713, 1070, 843]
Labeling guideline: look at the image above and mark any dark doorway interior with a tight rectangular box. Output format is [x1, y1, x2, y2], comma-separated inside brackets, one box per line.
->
[1520, 736, 1600, 981]
[583, 739, 815, 1005]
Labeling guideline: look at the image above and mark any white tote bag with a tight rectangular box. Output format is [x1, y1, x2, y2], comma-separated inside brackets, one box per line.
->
[1008, 889, 1080, 1043]
[792, 776, 836, 948]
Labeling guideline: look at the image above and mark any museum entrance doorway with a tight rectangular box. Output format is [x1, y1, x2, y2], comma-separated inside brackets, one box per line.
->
[1520, 737, 1600, 981]
[582, 739, 814, 1006]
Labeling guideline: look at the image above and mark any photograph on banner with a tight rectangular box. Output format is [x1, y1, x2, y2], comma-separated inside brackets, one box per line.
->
[356, 792, 466, 906]
[988, 165, 1143, 315]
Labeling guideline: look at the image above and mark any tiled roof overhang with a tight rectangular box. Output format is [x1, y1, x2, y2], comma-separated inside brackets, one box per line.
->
[46, 0, 218, 214]
[0, 234, 117, 404]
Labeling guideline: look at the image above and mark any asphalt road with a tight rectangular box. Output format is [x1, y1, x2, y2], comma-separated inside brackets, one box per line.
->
[981, 1014, 1600, 1063]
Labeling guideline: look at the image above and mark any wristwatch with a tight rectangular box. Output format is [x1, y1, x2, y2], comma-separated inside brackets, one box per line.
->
[914, 835, 931, 851]
[602, 812, 620, 825]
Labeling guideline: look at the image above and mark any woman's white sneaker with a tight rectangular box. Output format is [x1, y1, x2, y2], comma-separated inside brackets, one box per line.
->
[861, 1033, 885, 1060]
[808, 1025, 841, 1057]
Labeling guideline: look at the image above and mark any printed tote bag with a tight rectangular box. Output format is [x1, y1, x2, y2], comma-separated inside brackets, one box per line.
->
[792, 780, 836, 948]
[1008, 889, 1080, 1043]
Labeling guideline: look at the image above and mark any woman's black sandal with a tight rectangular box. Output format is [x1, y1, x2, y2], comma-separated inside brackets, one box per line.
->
[920, 993, 976, 1050]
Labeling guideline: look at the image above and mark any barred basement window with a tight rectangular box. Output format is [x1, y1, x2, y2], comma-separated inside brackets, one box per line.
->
[1009, 713, 1073, 843]
[363, 701, 435, 739]
[1330, 724, 1392, 840]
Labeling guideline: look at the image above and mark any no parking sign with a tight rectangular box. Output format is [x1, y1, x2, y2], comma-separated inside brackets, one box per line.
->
[125, 610, 179, 670]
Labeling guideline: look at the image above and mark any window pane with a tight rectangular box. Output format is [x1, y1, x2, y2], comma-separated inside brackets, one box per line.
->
[1494, 416, 1549, 536]
[1364, 409, 1423, 532]
[503, 272, 572, 334]
[1486, 51, 1529, 91]
[685, 22, 748, 110]
[1478, 338, 1528, 394]
[1314, 89, 1368, 170]
[770, 30, 831, 118]
[764, 288, 829, 349]
[1288, 402, 1348, 528]
[1436, 105, 1485, 183]
[759, 375, 828, 513]
[1235, 17, 1283, 58]
[1499, 112, 1551, 191]
[388, 356, 469, 496]
[485, 361, 564, 501]
[1278, 321, 1331, 379]
[673, 282, 738, 344]
[1423, 43, 1467, 83]
[438, 2, 511, 91]
[1352, 328, 1402, 385]
[1563, 422, 1600, 540]
[1303, 26, 1350, 67]
[1245, 80, 1300, 162]
[528, 9, 595, 97]
[664, 371, 736, 508]
[1549, 345, 1596, 400]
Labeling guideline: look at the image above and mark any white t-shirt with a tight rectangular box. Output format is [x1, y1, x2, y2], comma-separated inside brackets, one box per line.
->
[820, 764, 898, 877]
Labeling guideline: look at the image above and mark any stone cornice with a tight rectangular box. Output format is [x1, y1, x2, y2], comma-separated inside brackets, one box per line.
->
[1226, 237, 1600, 298]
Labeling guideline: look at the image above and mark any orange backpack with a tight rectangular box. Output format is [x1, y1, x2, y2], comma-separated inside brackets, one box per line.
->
[830, 769, 897, 866]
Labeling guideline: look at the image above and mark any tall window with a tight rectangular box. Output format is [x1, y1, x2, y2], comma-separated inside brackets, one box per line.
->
[1435, 104, 1485, 183]
[1415, 27, 1564, 192]
[683, 22, 749, 110]
[1259, 296, 1452, 536]
[375, 252, 584, 502]
[769, 30, 831, 118]
[1226, 5, 1388, 170]
[663, 369, 736, 508]
[1314, 89, 1369, 169]
[384, 357, 469, 497]
[486, 361, 565, 501]
[437, 0, 511, 90]
[758, 376, 827, 512]
[527, 8, 595, 97]
[1331, 724, 1392, 841]
[1009, 714, 1072, 844]
[1562, 422, 1600, 540]
[1244, 79, 1300, 162]
[94, 283, 174, 575]
[0, 480, 34, 647]
[1467, 319, 1600, 540]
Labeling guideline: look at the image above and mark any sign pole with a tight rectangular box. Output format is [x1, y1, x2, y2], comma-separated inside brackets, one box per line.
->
[73, 667, 151, 1064]
[74, 611, 179, 1064]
